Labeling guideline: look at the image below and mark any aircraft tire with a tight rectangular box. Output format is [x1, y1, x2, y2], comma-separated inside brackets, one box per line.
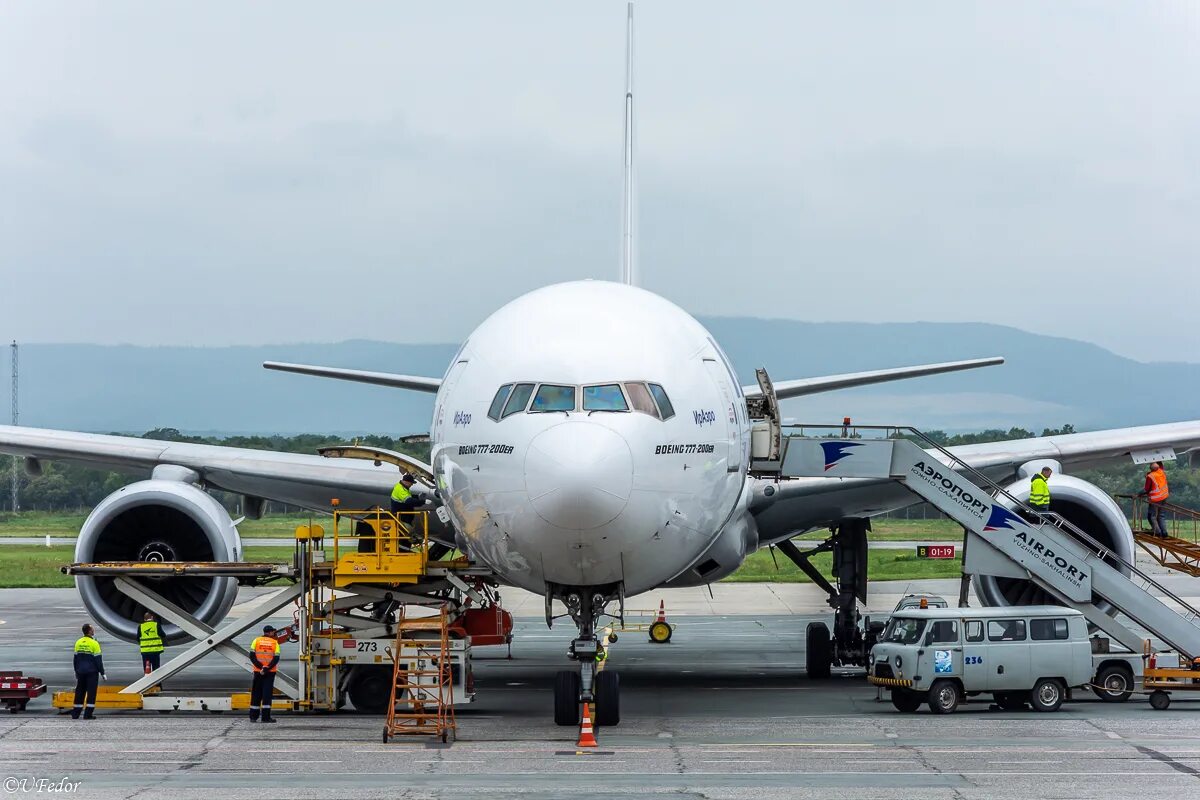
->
[595, 670, 620, 726]
[554, 670, 581, 726]
[805, 622, 832, 679]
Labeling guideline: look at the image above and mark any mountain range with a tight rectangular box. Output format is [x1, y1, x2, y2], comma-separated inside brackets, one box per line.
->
[5, 319, 1197, 436]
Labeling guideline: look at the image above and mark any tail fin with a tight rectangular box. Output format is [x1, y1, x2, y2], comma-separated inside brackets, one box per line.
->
[620, 1, 637, 286]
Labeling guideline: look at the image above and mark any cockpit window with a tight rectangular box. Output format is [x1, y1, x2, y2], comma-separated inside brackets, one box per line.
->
[531, 384, 576, 413]
[648, 384, 675, 420]
[502, 383, 535, 418]
[583, 384, 628, 412]
[488, 384, 513, 421]
[624, 382, 659, 418]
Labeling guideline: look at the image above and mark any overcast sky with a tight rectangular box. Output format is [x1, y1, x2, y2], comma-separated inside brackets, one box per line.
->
[2, 1, 1197, 362]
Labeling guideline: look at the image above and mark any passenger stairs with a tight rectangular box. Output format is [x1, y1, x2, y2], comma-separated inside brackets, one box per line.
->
[753, 424, 1200, 659]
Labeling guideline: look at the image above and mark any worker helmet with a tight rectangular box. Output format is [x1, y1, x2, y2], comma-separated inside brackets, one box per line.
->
[263, 624, 276, 634]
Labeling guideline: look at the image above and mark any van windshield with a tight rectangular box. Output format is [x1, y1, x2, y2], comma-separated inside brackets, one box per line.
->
[882, 617, 927, 645]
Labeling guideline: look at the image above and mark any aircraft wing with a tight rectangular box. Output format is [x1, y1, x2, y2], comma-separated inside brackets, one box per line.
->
[751, 420, 1200, 544]
[743, 357, 1004, 401]
[0, 425, 408, 512]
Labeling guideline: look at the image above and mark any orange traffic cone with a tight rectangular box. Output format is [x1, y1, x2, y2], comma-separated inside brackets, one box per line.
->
[655, 600, 667, 624]
[577, 702, 598, 748]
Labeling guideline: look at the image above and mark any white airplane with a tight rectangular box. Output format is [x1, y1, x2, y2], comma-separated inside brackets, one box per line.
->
[3, 3, 1200, 725]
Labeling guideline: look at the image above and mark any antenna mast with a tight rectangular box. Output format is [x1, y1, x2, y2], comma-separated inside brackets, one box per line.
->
[620, 1, 637, 286]
[9, 340, 17, 513]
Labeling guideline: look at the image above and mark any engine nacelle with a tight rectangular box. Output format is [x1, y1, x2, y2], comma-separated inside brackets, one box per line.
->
[974, 470, 1134, 610]
[75, 471, 241, 644]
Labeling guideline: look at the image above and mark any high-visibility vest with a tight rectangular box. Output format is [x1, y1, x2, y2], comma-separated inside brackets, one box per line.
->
[1148, 468, 1169, 503]
[139, 621, 164, 653]
[73, 636, 103, 675]
[1029, 474, 1051, 507]
[74, 636, 102, 656]
[391, 482, 411, 503]
[251, 635, 280, 673]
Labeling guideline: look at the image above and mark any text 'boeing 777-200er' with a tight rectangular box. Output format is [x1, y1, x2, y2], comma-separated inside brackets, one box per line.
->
[3, 3, 1199, 725]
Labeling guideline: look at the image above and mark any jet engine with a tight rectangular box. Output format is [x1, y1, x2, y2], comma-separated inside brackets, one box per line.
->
[75, 467, 241, 644]
[974, 463, 1134, 609]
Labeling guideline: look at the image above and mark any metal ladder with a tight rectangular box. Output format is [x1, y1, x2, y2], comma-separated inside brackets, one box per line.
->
[382, 604, 456, 743]
[765, 424, 1200, 658]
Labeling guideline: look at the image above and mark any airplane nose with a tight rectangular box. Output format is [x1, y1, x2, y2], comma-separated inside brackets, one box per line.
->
[524, 421, 634, 530]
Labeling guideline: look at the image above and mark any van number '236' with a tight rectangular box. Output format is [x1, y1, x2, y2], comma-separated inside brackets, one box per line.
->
[358, 641, 378, 653]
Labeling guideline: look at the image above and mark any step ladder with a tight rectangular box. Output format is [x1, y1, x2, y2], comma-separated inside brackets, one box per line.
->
[759, 425, 1200, 659]
[382, 605, 456, 743]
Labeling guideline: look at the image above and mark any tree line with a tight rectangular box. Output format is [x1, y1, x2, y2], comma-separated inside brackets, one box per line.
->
[1, 425, 1196, 515]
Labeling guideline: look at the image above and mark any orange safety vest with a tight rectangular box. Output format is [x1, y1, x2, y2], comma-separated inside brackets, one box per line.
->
[1148, 468, 1169, 503]
[251, 635, 280, 673]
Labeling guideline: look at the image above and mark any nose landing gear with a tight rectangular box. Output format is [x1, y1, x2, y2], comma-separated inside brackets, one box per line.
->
[548, 584, 622, 727]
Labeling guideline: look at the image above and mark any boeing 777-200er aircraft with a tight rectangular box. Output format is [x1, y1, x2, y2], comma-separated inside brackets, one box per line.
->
[3, 3, 1200, 725]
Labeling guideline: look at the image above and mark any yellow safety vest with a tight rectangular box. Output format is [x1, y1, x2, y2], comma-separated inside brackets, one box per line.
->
[74, 636, 102, 656]
[391, 483, 412, 503]
[139, 621, 164, 653]
[1029, 474, 1051, 507]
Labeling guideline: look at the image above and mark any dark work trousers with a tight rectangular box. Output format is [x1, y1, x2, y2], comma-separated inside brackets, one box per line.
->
[1148, 502, 1168, 537]
[142, 651, 163, 689]
[71, 673, 99, 719]
[250, 671, 276, 721]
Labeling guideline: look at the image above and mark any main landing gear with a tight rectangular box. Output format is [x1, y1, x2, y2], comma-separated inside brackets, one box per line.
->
[548, 584, 621, 727]
[776, 518, 880, 678]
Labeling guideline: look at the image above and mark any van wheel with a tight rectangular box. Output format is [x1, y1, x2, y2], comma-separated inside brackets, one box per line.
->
[891, 689, 922, 713]
[994, 691, 1027, 711]
[1092, 665, 1133, 703]
[1149, 690, 1171, 711]
[1030, 678, 1064, 712]
[805, 622, 832, 679]
[928, 680, 959, 714]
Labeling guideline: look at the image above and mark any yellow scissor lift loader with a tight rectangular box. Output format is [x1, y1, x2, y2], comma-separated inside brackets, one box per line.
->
[54, 447, 492, 734]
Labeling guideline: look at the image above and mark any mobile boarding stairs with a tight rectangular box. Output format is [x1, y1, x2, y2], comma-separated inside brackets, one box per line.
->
[746, 391, 1200, 664]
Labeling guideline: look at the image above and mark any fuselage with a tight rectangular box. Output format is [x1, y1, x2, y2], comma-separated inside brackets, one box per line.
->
[430, 281, 751, 596]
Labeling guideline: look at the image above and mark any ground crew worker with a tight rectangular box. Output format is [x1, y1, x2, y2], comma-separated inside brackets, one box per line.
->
[139, 612, 165, 681]
[1028, 466, 1052, 514]
[71, 624, 106, 720]
[248, 624, 281, 723]
[390, 472, 419, 516]
[1140, 461, 1170, 538]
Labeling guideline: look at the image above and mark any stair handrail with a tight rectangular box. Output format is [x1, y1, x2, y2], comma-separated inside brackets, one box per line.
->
[782, 423, 1200, 625]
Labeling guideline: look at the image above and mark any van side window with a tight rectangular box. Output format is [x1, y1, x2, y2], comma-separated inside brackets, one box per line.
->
[987, 619, 1027, 642]
[1030, 618, 1069, 640]
[928, 620, 959, 644]
[965, 620, 984, 642]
